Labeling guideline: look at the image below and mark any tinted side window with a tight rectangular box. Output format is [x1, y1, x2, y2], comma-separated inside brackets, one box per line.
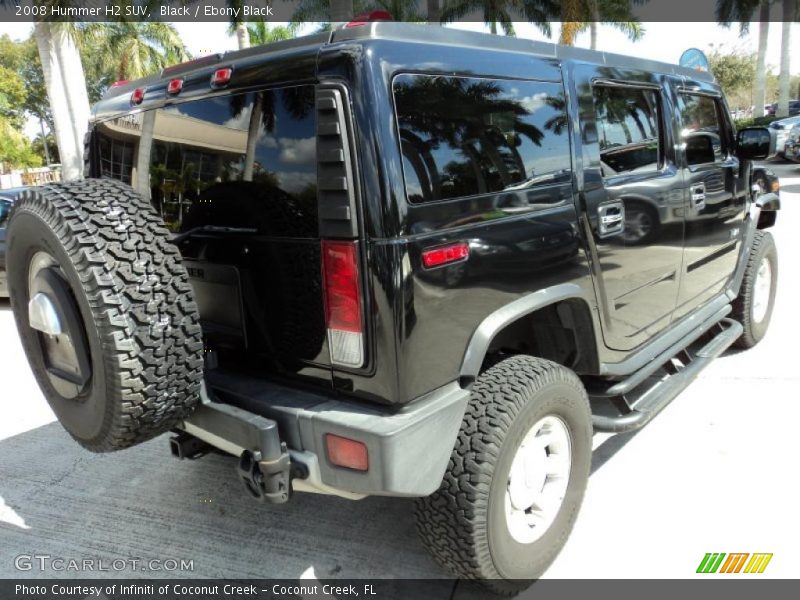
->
[678, 94, 724, 165]
[593, 86, 661, 177]
[393, 74, 571, 204]
[94, 85, 317, 234]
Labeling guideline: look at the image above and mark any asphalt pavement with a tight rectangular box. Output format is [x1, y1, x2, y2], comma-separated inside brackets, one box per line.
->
[1, 162, 798, 594]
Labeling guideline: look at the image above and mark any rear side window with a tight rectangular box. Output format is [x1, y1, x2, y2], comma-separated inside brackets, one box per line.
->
[677, 93, 725, 165]
[593, 85, 661, 176]
[393, 74, 571, 204]
[94, 85, 317, 233]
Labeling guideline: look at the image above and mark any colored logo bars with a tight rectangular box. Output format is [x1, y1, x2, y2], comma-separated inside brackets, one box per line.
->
[697, 553, 773, 574]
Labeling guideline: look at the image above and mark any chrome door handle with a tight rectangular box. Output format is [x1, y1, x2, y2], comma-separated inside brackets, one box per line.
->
[691, 184, 706, 210]
[597, 201, 625, 238]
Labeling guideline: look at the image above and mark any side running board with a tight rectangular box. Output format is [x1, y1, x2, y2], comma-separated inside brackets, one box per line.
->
[590, 318, 743, 433]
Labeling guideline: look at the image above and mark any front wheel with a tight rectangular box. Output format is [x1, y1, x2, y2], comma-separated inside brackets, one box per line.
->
[415, 356, 592, 594]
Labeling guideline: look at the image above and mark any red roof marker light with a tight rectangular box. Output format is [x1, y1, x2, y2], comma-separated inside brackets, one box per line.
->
[130, 88, 145, 105]
[211, 67, 232, 87]
[166, 78, 183, 95]
[345, 10, 393, 27]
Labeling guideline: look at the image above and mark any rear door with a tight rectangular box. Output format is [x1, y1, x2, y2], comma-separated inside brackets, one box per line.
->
[673, 86, 746, 318]
[572, 64, 684, 351]
[93, 85, 334, 388]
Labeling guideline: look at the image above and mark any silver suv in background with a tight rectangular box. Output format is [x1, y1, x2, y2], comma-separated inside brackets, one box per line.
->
[770, 115, 800, 158]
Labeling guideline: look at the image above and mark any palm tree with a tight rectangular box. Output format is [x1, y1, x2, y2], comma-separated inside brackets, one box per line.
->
[776, 0, 797, 117]
[32, 21, 89, 182]
[559, 0, 644, 48]
[440, 0, 558, 36]
[717, 0, 771, 118]
[79, 22, 190, 82]
[228, 22, 301, 47]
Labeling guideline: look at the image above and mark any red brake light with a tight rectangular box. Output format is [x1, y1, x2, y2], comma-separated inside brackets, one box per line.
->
[422, 242, 470, 268]
[130, 88, 145, 105]
[345, 10, 393, 27]
[325, 434, 369, 471]
[167, 78, 183, 95]
[211, 67, 232, 87]
[111, 80, 129, 88]
[321, 240, 364, 367]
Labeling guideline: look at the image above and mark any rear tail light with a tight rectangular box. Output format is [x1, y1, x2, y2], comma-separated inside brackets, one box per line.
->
[111, 80, 129, 87]
[422, 242, 470, 268]
[130, 88, 145, 105]
[321, 240, 364, 367]
[211, 67, 232, 87]
[325, 434, 369, 471]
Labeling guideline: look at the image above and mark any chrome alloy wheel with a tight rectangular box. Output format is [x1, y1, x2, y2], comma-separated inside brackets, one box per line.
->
[751, 256, 773, 324]
[505, 415, 572, 544]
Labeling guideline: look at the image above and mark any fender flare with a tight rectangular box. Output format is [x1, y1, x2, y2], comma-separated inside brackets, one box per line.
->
[459, 283, 597, 380]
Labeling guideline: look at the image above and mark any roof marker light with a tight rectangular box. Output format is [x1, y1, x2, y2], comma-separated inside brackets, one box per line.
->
[211, 67, 232, 87]
[130, 88, 145, 105]
[167, 78, 183, 95]
[345, 10, 393, 27]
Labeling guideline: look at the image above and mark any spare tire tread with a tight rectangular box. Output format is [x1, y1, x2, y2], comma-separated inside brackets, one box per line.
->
[9, 178, 203, 452]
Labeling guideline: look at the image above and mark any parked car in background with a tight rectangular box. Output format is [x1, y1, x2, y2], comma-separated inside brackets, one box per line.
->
[770, 115, 800, 158]
[783, 123, 800, 163]
[0, 187, 26, 297]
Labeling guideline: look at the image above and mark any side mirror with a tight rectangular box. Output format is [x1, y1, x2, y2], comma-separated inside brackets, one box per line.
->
[736, 127, 777, 161]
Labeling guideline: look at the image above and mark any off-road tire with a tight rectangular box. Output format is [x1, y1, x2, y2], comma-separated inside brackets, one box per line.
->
[415, 356, 592, 594]
[7, 179, 204, 452]
[731, 230, 777, 349]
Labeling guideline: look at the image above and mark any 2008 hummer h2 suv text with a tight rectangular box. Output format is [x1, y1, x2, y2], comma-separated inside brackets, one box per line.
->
[5, 22, 780, 593]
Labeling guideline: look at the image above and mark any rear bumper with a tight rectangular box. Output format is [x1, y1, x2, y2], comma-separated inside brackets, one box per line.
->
[178, 372, 469, 498]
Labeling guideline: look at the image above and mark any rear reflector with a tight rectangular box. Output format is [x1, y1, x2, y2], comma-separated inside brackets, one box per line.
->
[130, 88, 145, 105]
[167, 78, 183, 95]
[321, 240, 364, 367]
[325, 434, 369, 471]
[422, 242, 470, 268]
[211, 67, 232, 87]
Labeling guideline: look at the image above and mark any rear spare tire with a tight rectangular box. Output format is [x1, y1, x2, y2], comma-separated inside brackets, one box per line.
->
[7, 179, 203, 452]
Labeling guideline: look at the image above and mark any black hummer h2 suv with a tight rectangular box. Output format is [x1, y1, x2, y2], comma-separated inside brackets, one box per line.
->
[5, 23, 780, 592]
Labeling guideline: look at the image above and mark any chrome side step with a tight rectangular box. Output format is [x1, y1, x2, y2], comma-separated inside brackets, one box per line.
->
[590, 318, 743, 433]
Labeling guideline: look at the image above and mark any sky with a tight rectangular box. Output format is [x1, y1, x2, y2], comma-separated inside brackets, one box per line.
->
[0, 19, 797, 138]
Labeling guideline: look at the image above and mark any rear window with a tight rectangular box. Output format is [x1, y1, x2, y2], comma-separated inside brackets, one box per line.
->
[393, 74, 571, 204]
[94, 85, 317, 232]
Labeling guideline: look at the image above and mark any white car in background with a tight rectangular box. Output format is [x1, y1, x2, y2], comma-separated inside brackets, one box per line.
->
[783, 123, 800, 163]
[770, 115, 800, 158]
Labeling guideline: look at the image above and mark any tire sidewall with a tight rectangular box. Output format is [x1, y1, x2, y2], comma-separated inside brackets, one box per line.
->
[486, 380, 592, 580]
[8, 209, 110, 443]
[747, 235, 778, 343]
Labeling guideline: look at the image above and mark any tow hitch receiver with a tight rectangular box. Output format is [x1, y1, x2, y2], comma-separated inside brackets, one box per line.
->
[238, 448, 292, 504]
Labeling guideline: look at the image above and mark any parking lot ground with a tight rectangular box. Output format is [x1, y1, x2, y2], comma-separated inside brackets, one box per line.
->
[1, 163, 799, 594]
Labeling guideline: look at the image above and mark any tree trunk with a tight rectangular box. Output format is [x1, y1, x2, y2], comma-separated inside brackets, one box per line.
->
[427, 0, 441, 23]
[330, 0, 354, 22]
[235, 22, 250, 49]
[243, 95, 264, 182]
[135, 111, 156, 201]
[776, 0, 793, 118]
[753, 3, 770, 118]
[34, 22, 82, 182]
[39, 119, 51, 165]
[560, 22, 581, 46]
[590, 0, 599, 49]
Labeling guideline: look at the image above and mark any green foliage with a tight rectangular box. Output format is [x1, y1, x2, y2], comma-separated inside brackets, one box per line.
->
[0, 66, 27, 129]
[708, 49, 756, 107]
[0, 35, 51, 128]
[77, 22, 191, 102]
[31, 132, 59, 165]
[0, 116, 42, 173]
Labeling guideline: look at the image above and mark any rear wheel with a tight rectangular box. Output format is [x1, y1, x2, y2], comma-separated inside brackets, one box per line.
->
[732, 230, 778, 349]
[7, 179, 204, 452]
[415, 356, 592, 594]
